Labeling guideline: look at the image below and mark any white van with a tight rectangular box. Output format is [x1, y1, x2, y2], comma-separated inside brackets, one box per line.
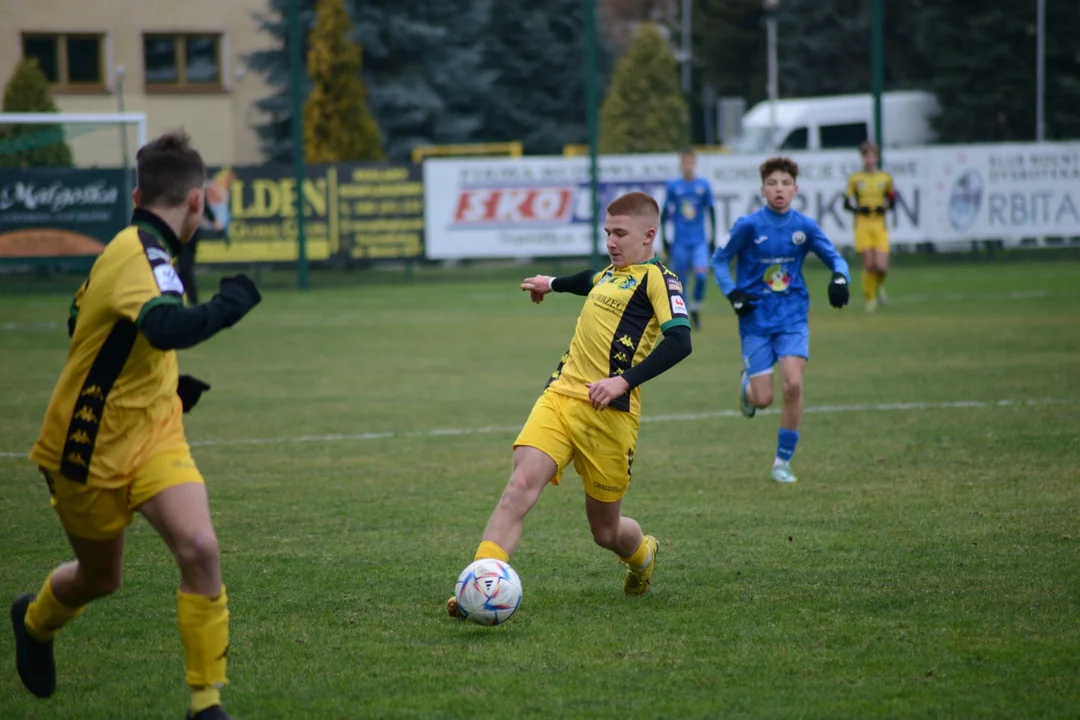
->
[727, 91, 940, 154]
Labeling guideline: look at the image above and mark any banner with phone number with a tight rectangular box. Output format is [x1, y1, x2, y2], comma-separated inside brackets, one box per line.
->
[198, 163, 424, 264]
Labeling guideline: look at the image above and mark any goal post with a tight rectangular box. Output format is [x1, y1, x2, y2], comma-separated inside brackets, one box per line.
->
[0, 112, 148, 270]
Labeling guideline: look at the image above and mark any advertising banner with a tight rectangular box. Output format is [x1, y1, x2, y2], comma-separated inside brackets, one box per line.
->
[423, 142, 1080, 260]
[197, 163, 424, 264]
[0, 168, 127, 259]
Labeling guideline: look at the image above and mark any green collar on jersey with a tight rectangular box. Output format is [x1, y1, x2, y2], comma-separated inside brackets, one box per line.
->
[131, 208, 182, 259]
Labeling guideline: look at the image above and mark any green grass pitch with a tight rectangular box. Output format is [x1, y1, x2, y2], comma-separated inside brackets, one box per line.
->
[1, 259, 1078, 719]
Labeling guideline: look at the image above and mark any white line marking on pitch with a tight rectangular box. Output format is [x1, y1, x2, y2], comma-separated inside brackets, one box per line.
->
[0, 398, 1067, 458]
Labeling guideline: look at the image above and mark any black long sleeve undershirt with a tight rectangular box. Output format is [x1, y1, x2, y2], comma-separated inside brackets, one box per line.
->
[140, 281, 260, 350]
[551, 268, 596, 296]
[621, 324, 692, 389]
[140, 301, 236, 351]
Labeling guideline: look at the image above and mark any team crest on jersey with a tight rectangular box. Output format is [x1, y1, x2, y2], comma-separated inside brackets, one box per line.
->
[763, 263, 792, 292]
[617, 276, 638, 290]
[679, 200, 697, 220]
[792, 231, 806, 245]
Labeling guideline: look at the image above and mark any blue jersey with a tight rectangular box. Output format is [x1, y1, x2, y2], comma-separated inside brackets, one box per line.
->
[711, 207, 850, 335]
[662, 177, 714, 247]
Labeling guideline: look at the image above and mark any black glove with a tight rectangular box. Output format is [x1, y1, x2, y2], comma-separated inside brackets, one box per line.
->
[217, 274, 262, 327]
[873, 205, 887, 216]
[727, 289, 757, 317]
[827, 272, 850, 308]
[858, 206, 873, 216]
[177, 375, 211, 413]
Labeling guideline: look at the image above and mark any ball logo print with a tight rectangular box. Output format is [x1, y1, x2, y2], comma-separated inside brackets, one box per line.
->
[948, 170, 983, 232]
[454, 558, 523, 626]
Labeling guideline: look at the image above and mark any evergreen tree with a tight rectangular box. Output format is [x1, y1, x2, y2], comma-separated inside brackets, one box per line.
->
[480, 0, 614, 155]
[353, 0, 496, 160]
[247, 0, 496, 162]
[599, 22, 689, 154]
[0, 58, 74, 167]
[302, 0, 383, 162]
[915, 0, 1080, 142]
[247, 0, 318, 163]
[695, 0, 768, 107]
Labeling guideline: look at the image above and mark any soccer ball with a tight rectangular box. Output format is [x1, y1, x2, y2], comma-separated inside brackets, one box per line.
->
[454, 558, 523, 626]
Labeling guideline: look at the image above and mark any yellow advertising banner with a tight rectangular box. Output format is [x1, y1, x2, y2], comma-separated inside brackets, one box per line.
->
[197, 162, 423, 264]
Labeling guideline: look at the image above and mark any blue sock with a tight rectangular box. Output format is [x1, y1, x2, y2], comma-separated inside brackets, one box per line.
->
[693, 272, 707, 305]
[776, 428, 799, 463]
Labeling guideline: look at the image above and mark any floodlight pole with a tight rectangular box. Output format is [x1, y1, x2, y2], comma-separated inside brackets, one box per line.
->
[585, 0, 601, 271]
[871, 0, 884, 165]
[1036, 0, 1045, 141]
[289, 0, 309, 290]
[116, 66, 133, 220]
[763, 0, 779, 151]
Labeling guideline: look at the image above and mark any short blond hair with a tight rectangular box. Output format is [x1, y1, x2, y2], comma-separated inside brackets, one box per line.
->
[606, 191, 660, 219]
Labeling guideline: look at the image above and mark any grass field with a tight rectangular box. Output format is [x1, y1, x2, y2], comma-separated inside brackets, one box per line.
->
[1, 260, 1078, 719]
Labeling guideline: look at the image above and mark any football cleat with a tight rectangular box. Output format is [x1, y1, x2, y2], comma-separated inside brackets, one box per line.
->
[445, 596, 464, 620]
[187, 705, 231, 720]
[770, 461, 797, 484]
[739, 371, 756, 418]
[11, 592, 56, 699]
[623, 535, 659, 595]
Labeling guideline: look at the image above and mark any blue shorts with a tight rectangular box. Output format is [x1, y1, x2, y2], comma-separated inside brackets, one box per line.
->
[741, 327, 810, 377]
[669, 243, 709, 275]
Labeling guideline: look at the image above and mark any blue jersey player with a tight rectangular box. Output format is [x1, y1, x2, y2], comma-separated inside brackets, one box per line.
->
[711, 156, 850, 483]
[661, 148, 715, 330]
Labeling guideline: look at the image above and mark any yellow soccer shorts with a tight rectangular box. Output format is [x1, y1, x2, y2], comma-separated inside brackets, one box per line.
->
[41, 446, 205, 541]
[854, 221, 890, 253]
[514, 390, 639, 503]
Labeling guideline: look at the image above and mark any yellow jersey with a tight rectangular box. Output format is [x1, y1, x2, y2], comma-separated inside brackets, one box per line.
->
[546, 257, 690, 415]
[30, 210, 188, 487]
[845, 170, 895, 225]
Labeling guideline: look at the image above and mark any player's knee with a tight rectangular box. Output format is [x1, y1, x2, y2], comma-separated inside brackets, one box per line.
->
[589, 521, 620, 551]
[82, 565, 123, 599]
[500, 468, 540, 511]
[174, 529, 221, 574]
[781, 376, 802, 402]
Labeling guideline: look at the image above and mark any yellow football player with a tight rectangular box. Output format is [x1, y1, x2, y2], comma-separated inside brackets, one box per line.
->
[845, 141, 897, 312]
[11, 131, 261, 720]
[447, 191, 693, 617]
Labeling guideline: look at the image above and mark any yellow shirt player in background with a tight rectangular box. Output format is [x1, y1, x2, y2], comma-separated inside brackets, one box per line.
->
[845, 141, 897, 312]
[10, 131, 261, 720]
[447, 191, 693, 619]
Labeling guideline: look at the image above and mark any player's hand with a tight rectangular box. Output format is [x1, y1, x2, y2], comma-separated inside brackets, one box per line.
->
[858, 206, 873, 216]
[586, 376, 630, 411]
[727, 289, 757, 317]
[827, 272, 850, 308]
[177, 375, 211, 413]
[873, 205, 886, 215]
[217, 274, 262, 326]
[521, 275, 555, 304]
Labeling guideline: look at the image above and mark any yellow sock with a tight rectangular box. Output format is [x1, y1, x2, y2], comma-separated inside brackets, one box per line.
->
[190, 686, 221, 714]
[474, 541, 509, 563]
[178, 586, 229, 712]
[25, 572, 83, 641]
[620, 537, 652, 570]
[862, 269, 877, 301]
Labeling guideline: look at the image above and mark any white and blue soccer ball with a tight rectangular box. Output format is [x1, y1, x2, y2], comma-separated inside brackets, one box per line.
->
[454, 558, 523, 626]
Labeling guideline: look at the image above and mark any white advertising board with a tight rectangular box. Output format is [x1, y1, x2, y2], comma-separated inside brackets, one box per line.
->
[423, 143, 1080, 260]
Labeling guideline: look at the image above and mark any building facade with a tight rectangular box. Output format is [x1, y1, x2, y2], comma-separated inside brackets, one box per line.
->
[2, 0, 274, 166]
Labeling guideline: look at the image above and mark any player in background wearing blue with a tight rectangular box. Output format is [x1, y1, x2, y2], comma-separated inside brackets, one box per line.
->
[711, 157, 850, 483]
[661, 148, 716, 330]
